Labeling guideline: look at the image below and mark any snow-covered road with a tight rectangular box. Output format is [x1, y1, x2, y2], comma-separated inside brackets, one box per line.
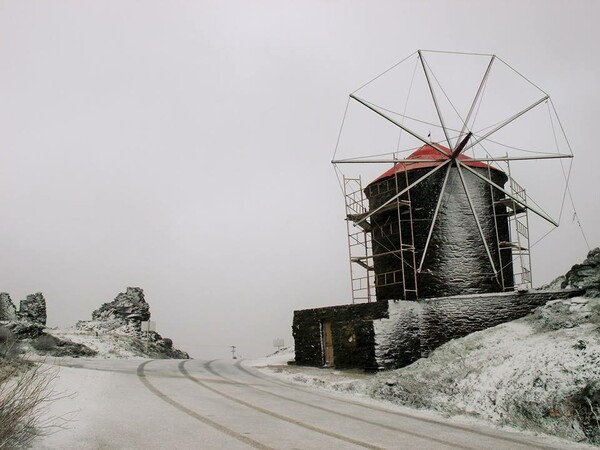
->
[31, 358, 593, 449]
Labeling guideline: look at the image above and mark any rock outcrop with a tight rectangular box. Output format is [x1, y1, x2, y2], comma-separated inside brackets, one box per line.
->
[18, 293, 47, 325]
[562, 247, 600, 297]
[76, 287, 189, 359]
[1, 287, 189, 359]
[0, 292, 17, 320]
[91, 287, 150, 323]
[1, 292, 47, 340]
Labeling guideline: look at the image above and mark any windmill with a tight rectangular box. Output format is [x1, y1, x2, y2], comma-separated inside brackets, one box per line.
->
[332, 50, 574, 303]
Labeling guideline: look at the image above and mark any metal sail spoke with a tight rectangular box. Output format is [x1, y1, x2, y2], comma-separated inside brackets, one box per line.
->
[417, 163, 452, 272]
[353, 159, 452, 227]
[333, 158, 447, 164]
[459, 154, 573, 163]
[455, 163, 500, 283]
[418, 50, 453, 150]
[464, 95, 549, 153]
[333, 153, 572, 164]
[349, 94, 449, 158]
[457, 160, 558, 226]
[457, 55, 495, 145]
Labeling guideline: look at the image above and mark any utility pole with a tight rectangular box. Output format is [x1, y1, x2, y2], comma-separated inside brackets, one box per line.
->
[231, 345, 237, 359]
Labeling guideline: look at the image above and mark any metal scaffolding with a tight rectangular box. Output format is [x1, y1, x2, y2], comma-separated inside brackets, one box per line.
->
[343, 168, 418, 303]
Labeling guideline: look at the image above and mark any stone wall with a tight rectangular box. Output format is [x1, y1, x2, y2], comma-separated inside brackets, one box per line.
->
[292, 301, 388, 370]
[417, 290, 583, 357]
[293, 289, 583, 371]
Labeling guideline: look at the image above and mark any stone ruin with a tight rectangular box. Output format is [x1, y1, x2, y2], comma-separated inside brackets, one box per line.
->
[76, 287, 189, 359]
[1, 287, 189, 359]
[18, 293, 47, 325]
[0, 292, 48, 340]
[78, 286, 151, 335]
[0, 292, 47, 325]
[0, 292, 17, 321]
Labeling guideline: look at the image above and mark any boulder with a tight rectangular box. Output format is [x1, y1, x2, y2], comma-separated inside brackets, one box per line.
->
[562, 248, 600, 297]
[0, 292, 17, 320]
[145, 331, 190, 359]
[18, 293, 47, 325]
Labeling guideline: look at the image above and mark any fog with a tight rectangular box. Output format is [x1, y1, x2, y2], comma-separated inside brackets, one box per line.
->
[1, 1, 599, 359]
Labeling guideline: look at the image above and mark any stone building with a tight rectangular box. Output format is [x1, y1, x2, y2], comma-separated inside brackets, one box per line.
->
[293, 144, 580, 370]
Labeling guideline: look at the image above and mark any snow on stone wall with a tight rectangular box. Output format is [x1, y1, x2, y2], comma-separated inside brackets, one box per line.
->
[419, 290, 583, 356]
[373, 300, 421, 369]
[371, 289, 583, 370]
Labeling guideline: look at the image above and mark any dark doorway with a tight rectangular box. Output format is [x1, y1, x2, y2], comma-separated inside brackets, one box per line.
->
[322, 321, 334, 367]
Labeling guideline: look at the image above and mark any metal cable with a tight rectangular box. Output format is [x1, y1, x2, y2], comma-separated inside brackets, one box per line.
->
[396, 56, 420, 152]
[352, 51, 418, 95]
[332, 97, 351, 162]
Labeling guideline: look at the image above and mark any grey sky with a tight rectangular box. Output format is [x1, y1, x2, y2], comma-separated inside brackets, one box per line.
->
[1, 1, 599, 359]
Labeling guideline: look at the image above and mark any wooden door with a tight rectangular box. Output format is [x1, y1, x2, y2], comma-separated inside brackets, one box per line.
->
[322, 321, 334, 367]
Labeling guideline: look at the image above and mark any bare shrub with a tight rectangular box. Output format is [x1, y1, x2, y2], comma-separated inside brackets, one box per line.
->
[568, 381, 600, 444]
[0, 360, 68, 449]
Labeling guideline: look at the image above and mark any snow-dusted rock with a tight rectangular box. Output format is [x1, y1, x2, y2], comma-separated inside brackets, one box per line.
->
[18, 292, 47, 325]
[562, 247, 600, 297]
[74, 287, 189, 359]
[0, 292, 17, 320]
[91, 287, 151, 322]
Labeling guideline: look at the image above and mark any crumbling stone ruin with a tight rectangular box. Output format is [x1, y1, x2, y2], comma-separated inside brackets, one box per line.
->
[91, 287, 151, 322]
[0, 292, 17, 321]
[1, 287, 189, 359]
[0, 292, 48, 326]
[18, 292, 47, 325]
[77, 287, 189, 359]
[0, 292, 47, 340]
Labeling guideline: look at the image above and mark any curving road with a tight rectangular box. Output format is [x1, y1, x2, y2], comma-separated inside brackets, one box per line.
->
[32, 358, 593, 449]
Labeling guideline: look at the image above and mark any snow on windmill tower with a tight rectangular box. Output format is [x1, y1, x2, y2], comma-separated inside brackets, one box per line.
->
[333, 50, 572, 303]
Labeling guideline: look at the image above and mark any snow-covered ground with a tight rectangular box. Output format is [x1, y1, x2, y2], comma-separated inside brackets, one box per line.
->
[47, 326, 148, 358]
[22, 294, 599, 450]
[251, 296, 600, 446]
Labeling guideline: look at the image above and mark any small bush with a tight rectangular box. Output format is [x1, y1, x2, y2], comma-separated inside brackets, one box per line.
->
[568, 381, 600, 444]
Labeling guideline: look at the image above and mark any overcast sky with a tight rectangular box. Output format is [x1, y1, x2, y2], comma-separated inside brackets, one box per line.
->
[1, 1, 599, 359]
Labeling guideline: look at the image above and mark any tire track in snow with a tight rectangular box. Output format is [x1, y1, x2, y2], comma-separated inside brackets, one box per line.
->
[136, 360, 273, 450]
[232, 360, 559, 450]
[179, 360, 386, 450]
[201, 360, 471, 450]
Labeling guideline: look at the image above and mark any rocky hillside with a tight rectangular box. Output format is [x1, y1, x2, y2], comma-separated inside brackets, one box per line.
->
[0, 288, 189, 359]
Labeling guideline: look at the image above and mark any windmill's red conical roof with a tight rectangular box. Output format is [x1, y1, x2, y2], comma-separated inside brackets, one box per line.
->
[369, 143, 502, 185]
